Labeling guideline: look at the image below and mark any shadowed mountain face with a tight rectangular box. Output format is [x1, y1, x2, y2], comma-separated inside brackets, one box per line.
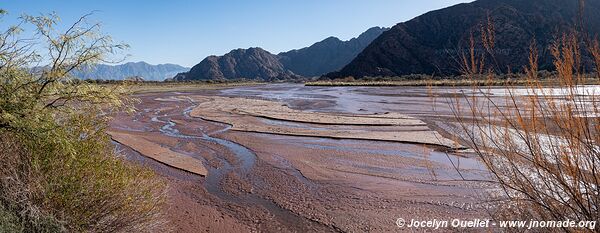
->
[174, 48, 299, 81]
[278, 27, 388, 77]
[175, 27, 387, 81]
[328, 0, 600, 78]
[72, 62, 188, 81]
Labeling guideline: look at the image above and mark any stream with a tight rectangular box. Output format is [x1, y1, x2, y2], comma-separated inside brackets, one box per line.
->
[147, 99, 336, 232]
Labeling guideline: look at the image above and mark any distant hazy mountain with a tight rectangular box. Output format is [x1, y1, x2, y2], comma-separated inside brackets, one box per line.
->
[278, 27, 388, 77]
[72, 62, 189, 81]
[175, 27, 387, 81]
[328, 0, 600, 78]
[173, 48, 299, 81]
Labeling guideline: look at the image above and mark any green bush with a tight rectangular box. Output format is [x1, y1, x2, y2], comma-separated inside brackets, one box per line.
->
[0, 11, 167, 232]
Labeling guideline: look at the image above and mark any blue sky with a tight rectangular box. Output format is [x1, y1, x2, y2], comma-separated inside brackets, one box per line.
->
[2, 1, 472, 67]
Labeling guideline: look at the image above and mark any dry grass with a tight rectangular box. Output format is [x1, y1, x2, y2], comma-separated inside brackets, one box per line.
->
[450, 19, 600, 231]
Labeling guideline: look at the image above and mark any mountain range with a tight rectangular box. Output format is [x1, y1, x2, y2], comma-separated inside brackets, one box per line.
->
[327, 0, 600, 78]
[278, 27, 388, 77]
[78, 0, 600, 81]
[174, 27, 388, 81]
[72, 62, 189, 81]
[173, 48, 299, 81]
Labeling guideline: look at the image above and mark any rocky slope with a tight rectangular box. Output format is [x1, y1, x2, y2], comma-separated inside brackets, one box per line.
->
[279, 27, 388, 77]
[72, 62, 188, 81]
[175, 27, 387, 81]
[173, 48, 298, 81]
[328, 0, 600, 78]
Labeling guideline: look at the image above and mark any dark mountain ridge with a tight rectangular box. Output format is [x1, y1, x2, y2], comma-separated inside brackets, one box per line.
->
[278, 27, 388, 77]
[328, 0, 600, 78]
[173, 48, 298, 81]
[175, 27, 388, 81]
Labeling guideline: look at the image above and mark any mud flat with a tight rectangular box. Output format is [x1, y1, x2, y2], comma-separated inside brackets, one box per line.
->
[190, 96, 460, 148]
[108, 130, 208, 176]
[110, 85, 493, 232]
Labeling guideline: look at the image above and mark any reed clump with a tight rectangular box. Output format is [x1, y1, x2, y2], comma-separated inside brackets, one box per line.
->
[451, 13, 600, 231]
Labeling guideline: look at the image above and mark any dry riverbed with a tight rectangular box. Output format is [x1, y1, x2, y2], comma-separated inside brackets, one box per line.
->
[110, 84, 492, 232]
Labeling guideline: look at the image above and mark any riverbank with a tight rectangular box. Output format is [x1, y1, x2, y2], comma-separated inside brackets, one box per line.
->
[305, 76, 600, 87]
[109, 84, 492, 232]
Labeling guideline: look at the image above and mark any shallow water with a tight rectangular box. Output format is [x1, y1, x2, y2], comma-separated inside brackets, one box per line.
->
[113, 85, 494, 231]
[221, 84, 455, 117]
[221, 84, 600, 119]
[147, 97, 335, 232]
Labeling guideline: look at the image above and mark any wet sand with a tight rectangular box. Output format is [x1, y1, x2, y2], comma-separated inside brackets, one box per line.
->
[189, 96, 459, 148]
[110, 84, 493, 232]
[109, 130, 208, 176]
